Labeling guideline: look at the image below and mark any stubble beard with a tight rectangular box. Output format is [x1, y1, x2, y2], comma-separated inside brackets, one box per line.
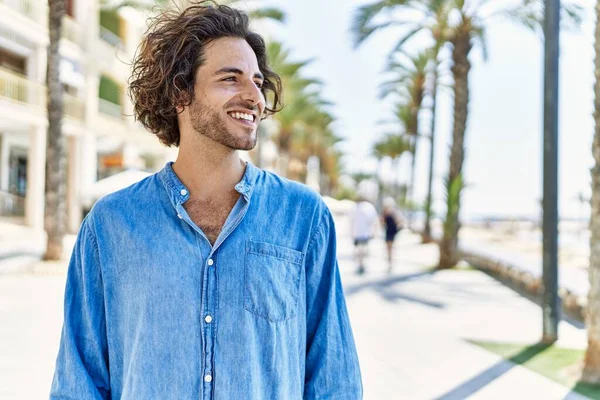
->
[189, 99, 258, 151]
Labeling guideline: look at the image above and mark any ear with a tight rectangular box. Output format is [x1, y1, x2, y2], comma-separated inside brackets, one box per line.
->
[174, 90, 192, 114]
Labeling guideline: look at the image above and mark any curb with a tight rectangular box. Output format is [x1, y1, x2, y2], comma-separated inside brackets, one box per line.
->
[460, 249, 587, 322]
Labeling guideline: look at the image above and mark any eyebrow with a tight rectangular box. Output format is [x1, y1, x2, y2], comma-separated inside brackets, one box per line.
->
[214, 67, 264, 81]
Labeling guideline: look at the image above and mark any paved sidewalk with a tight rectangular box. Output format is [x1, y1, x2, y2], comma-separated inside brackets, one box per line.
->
[0, 214, 593, 399]
[0, 220, 45, 274]
[335, 216, 590, 399]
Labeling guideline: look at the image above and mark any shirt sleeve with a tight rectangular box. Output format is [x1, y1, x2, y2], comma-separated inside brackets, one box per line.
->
[50, 217, 111, 399]
[304, 209, 363, 399]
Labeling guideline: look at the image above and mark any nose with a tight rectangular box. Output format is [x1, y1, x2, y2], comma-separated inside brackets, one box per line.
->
[241, 80, 265, 114]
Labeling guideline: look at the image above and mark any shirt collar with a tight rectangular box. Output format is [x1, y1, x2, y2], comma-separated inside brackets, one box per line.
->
[158, 161, 259, 208]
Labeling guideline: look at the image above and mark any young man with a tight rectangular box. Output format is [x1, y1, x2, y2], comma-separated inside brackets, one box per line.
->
[50, 2, 362, 399]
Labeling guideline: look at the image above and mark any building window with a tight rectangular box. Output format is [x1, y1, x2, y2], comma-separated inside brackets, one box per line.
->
[8, 147, 27, 197]
[0, 49, 26, 75]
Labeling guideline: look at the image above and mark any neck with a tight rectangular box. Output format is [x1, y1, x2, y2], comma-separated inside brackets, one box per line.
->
[172, 135, 246, 201]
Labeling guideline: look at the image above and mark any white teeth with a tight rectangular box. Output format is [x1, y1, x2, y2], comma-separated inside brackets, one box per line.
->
[230, 112, 253, 122]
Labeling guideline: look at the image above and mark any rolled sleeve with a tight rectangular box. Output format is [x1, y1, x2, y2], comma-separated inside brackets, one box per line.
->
[304, 209, 363, 399]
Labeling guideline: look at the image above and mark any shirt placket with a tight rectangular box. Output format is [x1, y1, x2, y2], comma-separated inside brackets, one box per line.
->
[202, 254, 217, 399]
[173, 192, 250, 400]
[200, 193, 250, 400]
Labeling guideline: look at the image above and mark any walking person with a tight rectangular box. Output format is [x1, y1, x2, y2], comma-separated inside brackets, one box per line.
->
[49, 2, 362, 399]
[381, 197, 403, 272]
[350, 195, 378, 275]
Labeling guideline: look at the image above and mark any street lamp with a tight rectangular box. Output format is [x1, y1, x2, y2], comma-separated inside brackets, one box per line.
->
[542, 0, 560, 343]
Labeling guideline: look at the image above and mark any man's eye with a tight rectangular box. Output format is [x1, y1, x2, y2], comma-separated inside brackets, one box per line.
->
[223, 77, 236, 82]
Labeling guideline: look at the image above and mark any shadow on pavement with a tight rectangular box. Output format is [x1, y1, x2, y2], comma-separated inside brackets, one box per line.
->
[344, 269, 445, 309]
[435, 343, 551, 400]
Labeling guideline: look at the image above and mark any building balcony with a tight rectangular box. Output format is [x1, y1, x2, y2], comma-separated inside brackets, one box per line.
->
[0, 67, 85, 123]
[0, 0, 45, 25]
[0, 66, 45, 109]
[62, 15, 83, 47]
[64, 92, 85, 121]
[0, 190, 25, 217]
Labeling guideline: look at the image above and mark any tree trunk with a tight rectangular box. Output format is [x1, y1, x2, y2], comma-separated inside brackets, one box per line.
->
[407, 138, 417, 228]
[438, 31, 471, 269]
[582, 0, 600, 384]
[376, 158, 383, 211]
[423, 63, 439, 243]
[44, 0, 67, 261]
[394, 157, 401, 201]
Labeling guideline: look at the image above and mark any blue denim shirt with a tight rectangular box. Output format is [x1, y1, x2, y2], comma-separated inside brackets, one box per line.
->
[50, 162, 362, 399]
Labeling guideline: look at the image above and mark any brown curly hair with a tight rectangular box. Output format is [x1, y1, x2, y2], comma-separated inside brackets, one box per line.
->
[129, 1, 283, 147]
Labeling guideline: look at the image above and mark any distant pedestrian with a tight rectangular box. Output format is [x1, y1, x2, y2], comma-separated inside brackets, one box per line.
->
[351, 196, 378, 274]
[381, 197, 403, 272]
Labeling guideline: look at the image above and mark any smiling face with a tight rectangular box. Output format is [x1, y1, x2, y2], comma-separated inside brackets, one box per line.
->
[185, 37, 266, 151]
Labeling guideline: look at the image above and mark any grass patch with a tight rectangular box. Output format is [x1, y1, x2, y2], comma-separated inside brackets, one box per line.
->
[470, 340, 600, 399]
[455, 262, 478, 271]
[432, 262, 478, 271]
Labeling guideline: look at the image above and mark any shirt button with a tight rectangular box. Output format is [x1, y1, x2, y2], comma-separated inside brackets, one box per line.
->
[180, 189, 187, 196]
[177, 214, 183, 219]
[205, 315, 213, 323]
[207, 259, 214, 266]
[204, 374, 212, 383]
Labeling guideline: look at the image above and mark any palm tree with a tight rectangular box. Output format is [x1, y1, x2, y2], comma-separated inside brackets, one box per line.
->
[292, 107, 341, 186]
[380, 51, 428, 215]
[44, 0, 67, 260]
[379, 134, 412, 200]
[583, 0, 600, 385]
[421, 43, 447, 242]
[352, 0, 451, 242]
[267, 41, 332, 177]
[353, 0, 582, 267]
[438, 0, 582, 267]
[372, 139, 390, 206]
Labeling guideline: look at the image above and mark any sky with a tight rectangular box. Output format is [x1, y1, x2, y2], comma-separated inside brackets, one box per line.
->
[258, 0, 595, 221]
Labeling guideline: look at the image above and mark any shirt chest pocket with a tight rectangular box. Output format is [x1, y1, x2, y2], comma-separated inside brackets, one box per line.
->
[244, 240, 304, 322]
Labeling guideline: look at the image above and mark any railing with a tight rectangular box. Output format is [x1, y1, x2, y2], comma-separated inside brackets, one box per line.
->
[0, 191, 25, 217]
[0, 67, 87, 120]
[99, 26, 124, 50]
[0, 67, 45, 108]
[98, 98, 123, 118]
[64, 92, 85, 121]
[62, 15, 82, 46]
[0, 0, 44, 23]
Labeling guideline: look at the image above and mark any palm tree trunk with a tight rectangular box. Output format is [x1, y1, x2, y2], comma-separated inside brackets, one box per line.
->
[44, 0, 67, 260]
[394, 157, 401, 200]
[582, 0, 600, 384]
[407, 138, 417, 227]
[376, 158, 383, 210]
[423, 64, 439, 243]
[439, 32, 471, 269]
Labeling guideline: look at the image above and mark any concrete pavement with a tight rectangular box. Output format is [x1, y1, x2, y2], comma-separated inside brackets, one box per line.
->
[0, 214, 593, 399]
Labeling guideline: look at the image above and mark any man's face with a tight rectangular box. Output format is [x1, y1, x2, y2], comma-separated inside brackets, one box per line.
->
[186, 37, 266, 151]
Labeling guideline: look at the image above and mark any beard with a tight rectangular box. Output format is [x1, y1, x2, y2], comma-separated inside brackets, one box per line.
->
[188, 98, 258, 151]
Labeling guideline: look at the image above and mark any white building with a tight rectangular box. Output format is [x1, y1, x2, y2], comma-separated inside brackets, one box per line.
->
[0, 0, 174, 234]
